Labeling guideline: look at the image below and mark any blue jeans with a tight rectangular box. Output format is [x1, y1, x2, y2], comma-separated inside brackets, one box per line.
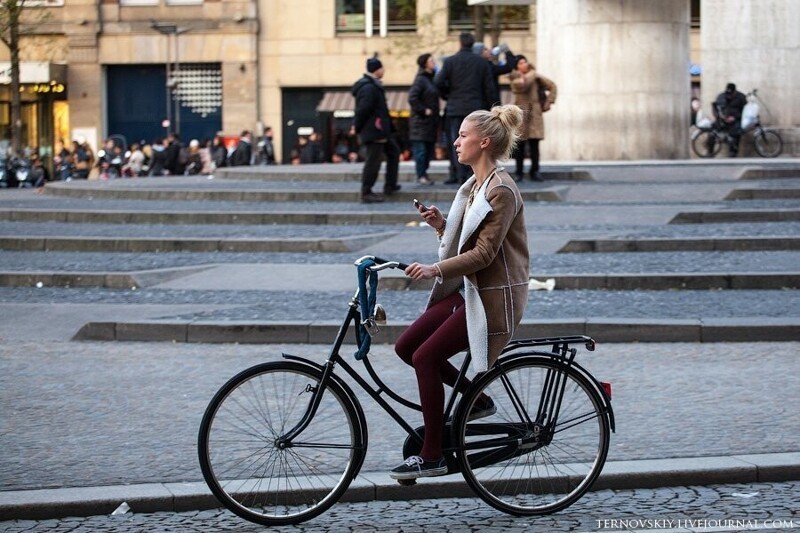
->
[411, 141, 435, 179]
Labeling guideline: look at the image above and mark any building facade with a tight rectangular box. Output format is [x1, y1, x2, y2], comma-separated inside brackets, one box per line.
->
[1, 0, 797, 167]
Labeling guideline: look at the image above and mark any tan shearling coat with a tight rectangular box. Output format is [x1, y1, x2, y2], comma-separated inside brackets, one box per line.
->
[429, 169, 530, 373]
[509, 69, 557, 140]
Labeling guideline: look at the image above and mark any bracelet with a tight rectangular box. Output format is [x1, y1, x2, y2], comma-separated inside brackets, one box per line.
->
[435, 219, 447, 238]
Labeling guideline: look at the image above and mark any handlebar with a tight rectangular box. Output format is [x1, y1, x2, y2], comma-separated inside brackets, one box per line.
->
[354, 255, 409, 271]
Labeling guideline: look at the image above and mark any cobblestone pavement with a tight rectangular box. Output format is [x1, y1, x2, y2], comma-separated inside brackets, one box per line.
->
[1, 341, 798, 492]
[2, 481, 797, 532]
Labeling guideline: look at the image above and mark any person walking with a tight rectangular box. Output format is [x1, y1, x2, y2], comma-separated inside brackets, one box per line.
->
[389, 104, 530, 480]
[229, 130, 253, 167]
[408, 53, 440, 187]
[352, 57, 401, 203]
[508, 55, 557, 181]
[435, 32, 495, 185]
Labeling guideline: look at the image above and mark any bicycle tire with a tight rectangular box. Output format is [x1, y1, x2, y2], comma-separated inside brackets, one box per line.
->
[753, 128, 783, 158]
[454, 355, 610, 516]
[198, 361, 365, 526]
[691, 129, 723, 158]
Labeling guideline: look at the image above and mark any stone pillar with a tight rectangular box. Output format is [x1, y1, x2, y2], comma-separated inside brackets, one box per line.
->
[700, 0, 799, 156]
[537, 0, 691, 160]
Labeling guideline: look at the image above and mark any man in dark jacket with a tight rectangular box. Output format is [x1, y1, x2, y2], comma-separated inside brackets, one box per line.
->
[164, 133, 184, 175]
[435, 32, 494, 184]
[408, 53, 440, 186]
[712, 82, 747, 157]
[230, 130, 253, 166]
[352, 57, 400, 203]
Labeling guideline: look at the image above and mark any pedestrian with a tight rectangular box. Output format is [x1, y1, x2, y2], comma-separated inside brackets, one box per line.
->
[389, 104, 529, 480]
[256, 126, 277, 165]
[124, 143, 145, 176]
[229, 130, 253, 166]
[148, 137, 168, 176]
[184, 139, 203, 175]
[352, 56, 401, 203]
[508, 55, 556, 181]
[210, 134, 228, 171]
[712, 82, 747, 157]
[408, 53, 440, 186]
[473, 41, 518, 107]
[164, 133, 185, 175]
[434, 32, 494, 185]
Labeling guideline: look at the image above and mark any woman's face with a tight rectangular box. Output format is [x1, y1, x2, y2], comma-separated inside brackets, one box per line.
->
[517, 58, 530, 73]
[454, 118, 486, 166]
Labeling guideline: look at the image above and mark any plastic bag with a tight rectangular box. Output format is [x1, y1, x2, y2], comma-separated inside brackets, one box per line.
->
[695, 109, 712, 129]
[741, 101, 759, 130]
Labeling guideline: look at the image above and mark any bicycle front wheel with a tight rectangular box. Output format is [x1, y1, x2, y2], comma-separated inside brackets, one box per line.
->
[692, 129, 723, 158]
[754, 128, 783, 157]
[198, 361, 365, 526]
[455, 356, 610, 516]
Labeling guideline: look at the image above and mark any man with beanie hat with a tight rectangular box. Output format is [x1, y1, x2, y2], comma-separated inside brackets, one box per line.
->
[351, 56, 400, 203]
[435, 32, 494, 184]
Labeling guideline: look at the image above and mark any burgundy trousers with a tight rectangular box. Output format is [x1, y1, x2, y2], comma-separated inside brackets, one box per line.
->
[394, 291, 470, 460]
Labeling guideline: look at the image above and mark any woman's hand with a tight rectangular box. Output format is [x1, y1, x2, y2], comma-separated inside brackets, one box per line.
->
[404, 262, 439, 280]
[418, 204, 445, 232]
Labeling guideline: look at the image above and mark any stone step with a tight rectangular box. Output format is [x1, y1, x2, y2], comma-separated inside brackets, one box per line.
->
[0, 208, 423, 225]
[725, 188, 800, 200]
[0, 232, 396, 253]
[3, 270, 796, 291]
[214, 165, 593, 182]
[669, 209, 800, 223]
[559, 236, 800, 253]
[738, 167, 800, 179]
[42, 182, 566, 203]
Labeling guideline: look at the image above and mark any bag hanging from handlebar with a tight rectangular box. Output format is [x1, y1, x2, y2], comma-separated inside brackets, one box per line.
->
[354, 260, 378, 360]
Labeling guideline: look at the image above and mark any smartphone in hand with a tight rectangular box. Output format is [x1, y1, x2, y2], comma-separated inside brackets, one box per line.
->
[413, 198, 429, 212]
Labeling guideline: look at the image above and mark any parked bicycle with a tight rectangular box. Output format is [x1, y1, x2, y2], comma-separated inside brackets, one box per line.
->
[198, 255, 615, 526]
[692, 89, 783, 158]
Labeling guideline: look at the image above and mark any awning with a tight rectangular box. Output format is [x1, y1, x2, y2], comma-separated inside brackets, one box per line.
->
[316, 88, 513, 113]
[0, 62, 68, 85]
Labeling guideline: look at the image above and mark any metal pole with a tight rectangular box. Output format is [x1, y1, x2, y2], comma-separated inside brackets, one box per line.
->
[165, 36, 171, 135]
[174, 32, 180, 136]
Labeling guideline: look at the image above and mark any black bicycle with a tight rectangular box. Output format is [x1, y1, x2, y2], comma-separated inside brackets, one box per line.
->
[692, 89, 783, 158]
[198, 255, 615, 526]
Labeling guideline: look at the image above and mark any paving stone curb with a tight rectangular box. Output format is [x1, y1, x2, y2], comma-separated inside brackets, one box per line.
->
[71, 318, 800, 344]
[213, 167, 594, 182]
[1, 453, 797, 521]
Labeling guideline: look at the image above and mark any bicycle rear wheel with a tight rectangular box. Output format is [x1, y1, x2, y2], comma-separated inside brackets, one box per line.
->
[753, 128, 783, 157]
[198, 361, 365, 526]
[692, 129, 723, 158]
[455, 356, 610, 515]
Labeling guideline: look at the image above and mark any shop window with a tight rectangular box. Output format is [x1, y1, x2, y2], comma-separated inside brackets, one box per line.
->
[448, 0, 529, 32]
[336, 0, 416, 33]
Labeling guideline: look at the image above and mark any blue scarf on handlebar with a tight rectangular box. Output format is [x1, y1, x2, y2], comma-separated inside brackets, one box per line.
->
[355, 259, 378, 360]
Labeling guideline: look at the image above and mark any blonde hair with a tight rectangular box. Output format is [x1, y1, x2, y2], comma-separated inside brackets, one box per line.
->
[465, 104, 524, 161]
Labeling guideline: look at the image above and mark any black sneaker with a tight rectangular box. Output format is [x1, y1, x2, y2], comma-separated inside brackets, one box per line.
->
[389, 456, 448, 480]
[448, 397, 496, 423]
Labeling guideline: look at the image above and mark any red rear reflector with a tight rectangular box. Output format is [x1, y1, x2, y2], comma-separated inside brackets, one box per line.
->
[601, 382, 612, 399]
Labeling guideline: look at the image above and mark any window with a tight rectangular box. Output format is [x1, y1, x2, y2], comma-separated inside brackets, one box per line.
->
[448, 0, 529, 32]
[336, 0, 416, 33]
